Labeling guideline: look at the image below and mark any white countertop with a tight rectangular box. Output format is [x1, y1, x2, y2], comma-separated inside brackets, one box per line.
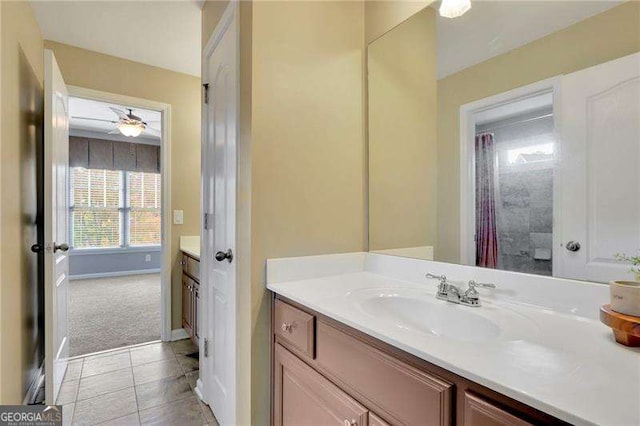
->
[266, 252, 640, 426]
[179, 236, 200, 260]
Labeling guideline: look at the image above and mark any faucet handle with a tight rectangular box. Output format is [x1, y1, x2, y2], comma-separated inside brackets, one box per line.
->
[468, 280, 496, 289]
[425, 273, 446, 283]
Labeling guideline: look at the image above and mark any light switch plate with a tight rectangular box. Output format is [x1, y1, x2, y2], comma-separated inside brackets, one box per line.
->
[173, 210, 184, 225]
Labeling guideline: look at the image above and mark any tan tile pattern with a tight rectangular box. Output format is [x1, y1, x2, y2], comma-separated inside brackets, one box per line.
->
[57, 339, 216, 426]
[82, 352, 132, 378]
[77, 368, 134, 401]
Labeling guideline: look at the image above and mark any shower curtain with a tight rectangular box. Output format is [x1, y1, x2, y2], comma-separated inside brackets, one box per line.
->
[475, 133, 499, 268]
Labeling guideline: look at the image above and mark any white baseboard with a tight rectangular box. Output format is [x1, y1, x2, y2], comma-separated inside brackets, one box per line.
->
[69, 268, 161, 280]
[171, 328, 189, 341]
[195, 378, 206, 402]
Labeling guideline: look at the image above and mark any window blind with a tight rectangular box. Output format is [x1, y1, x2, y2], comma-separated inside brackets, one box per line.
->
[70, 168, 122, 248]
[70, 167, 161, 249]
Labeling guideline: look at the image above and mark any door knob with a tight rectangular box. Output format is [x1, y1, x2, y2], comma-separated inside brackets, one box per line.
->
[215, 249, 233, 263]
[53, 242, 69, 253]
[565, 241, 581, 252]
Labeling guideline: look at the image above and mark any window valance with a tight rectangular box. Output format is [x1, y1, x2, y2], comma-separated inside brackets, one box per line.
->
[69, 136, 160, 173]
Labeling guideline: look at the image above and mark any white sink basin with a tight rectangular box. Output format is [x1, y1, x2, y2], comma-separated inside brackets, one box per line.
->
[347, 288, 538, 343]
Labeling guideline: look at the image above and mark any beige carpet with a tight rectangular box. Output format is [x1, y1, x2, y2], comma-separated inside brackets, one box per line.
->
[69, 273, 161, 356]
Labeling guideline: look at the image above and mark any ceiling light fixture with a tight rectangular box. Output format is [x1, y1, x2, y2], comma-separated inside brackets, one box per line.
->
[117, 121, 144, 137]
[439, 0, 471, 18]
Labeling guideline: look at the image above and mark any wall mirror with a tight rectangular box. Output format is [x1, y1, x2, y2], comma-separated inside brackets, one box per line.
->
[367, 1, 640, 283]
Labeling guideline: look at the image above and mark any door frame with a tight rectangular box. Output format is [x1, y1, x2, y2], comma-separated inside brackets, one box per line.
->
[458, 76, 562, 273]
[200, 0, 240, 422]
[67, 85, 173, 341]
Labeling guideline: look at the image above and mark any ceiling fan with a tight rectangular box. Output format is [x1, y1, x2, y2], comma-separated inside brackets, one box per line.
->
[72, 107, 161, 138]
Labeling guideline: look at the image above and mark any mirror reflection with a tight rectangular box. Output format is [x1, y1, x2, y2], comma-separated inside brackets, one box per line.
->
[367, 1, 640, 283]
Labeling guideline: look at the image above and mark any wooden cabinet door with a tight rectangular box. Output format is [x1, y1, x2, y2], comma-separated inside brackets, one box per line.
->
[193, 282, 200, 344]
[462, 392, 532, 426]
[182, 275, 193, 337]
[316, 322, 453, 425]
[369, 412, 390, 426]
[274, 344, 368, 426]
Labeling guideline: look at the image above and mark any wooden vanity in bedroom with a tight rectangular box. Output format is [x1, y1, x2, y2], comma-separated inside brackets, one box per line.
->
[181, 251, 200, 344]
[272, 296, 567, 426]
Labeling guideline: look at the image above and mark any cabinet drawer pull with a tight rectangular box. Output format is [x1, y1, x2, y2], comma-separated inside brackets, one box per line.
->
[281, 322, 294, 333]
[343, 420, 357, 426]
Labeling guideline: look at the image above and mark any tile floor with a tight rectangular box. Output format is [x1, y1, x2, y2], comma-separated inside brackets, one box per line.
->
[58, 339, 218, 426]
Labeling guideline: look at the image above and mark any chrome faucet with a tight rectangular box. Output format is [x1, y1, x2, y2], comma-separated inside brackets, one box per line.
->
[425, 274, 496, 307]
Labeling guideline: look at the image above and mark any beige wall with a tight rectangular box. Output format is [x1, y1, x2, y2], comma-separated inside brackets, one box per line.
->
[0, 0, 44, 403]
[44, 41, 202, 330]
[202, 0, 229, 47]
[251, 2, 366, 423]
[364, 0, 432, 43]
[368, 7, 436, 251]
[436, 1, 640, 263]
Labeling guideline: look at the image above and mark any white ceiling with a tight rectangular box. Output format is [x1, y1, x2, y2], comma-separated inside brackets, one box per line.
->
[69, 96, 162, 144]
[31, 1, 202, 77]
[436, 0, 623, 79]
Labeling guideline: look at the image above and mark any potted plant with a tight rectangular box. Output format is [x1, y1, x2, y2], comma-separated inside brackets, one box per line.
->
[614, 251, 640, 282]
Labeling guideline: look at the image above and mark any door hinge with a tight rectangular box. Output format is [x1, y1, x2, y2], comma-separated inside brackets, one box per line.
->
[203, 213, 213, 230]
[204, 338, 209, 357]
[203, 83, 209, 104]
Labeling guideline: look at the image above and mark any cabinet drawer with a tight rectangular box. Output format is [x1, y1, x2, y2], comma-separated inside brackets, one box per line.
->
[316, 322, 453, 425]
[186, 256, 200, 282]
[463, 392, 532, 426]
[274, 344, 368, 426]
[274, 300, 315, 359]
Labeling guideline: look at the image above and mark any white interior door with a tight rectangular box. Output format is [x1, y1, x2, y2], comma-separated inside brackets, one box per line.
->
[44, 49, 70, 404]
[201, 3, 238, 424]
[558, 52, 640, 282]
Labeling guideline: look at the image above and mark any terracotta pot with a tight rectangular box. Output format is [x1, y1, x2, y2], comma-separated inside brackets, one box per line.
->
[610, 280, 640, 317]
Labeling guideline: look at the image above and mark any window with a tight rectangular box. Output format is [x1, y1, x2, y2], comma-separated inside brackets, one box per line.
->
[128, 172, 161, 246]
[70, 168, 122, 248]
[70, 168, 161, 249]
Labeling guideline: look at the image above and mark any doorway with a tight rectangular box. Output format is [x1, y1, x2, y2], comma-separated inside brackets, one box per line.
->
[459, 78, 560, 277]
[65, 88, 172, 356]
[473, 93, 555, 275]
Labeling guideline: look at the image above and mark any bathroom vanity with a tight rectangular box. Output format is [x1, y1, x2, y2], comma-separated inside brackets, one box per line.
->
[267, 253, 638, 426]
[272, 297, 561, 426]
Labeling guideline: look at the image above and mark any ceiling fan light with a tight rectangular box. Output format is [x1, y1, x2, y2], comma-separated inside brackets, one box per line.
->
[118, 122, 144, 137]
[439, 0, 471, 18]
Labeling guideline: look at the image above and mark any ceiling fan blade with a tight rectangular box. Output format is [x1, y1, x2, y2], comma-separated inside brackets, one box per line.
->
[109, 107, 129, 120]
[144, 127, 161, 137]
[71, 116, 117, 123]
